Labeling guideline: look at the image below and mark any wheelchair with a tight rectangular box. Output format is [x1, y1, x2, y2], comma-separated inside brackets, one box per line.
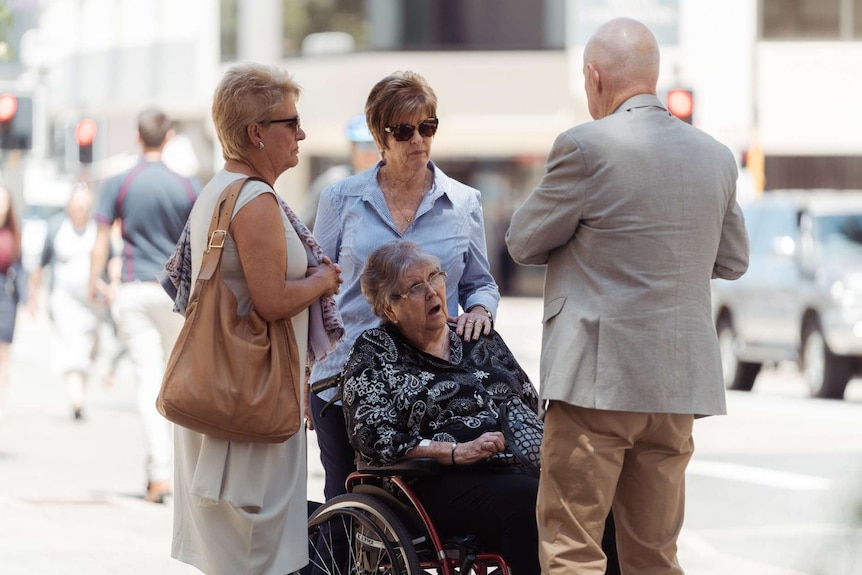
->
[306, 457, 511, 575]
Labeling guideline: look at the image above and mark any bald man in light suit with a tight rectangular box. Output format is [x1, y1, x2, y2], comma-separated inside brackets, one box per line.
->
[506, 18, 749, 575]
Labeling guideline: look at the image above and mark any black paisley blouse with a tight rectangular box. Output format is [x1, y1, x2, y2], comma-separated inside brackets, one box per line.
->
[341, 324, 539, 467]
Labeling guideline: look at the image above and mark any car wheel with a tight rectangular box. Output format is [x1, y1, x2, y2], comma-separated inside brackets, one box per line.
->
[716, 316, 761, 391]
[801, 321, 852, 400]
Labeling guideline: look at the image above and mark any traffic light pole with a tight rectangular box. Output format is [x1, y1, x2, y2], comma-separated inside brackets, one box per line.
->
[0, 150, 26, 221]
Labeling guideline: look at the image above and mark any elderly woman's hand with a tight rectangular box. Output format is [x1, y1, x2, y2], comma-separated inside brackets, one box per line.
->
[452, 431, 505, 465]
[452, 306, 492, 342]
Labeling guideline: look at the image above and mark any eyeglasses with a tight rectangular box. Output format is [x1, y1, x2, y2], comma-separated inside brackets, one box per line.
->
[384, 118, 439, 142]
[263, 116, 301, 130]
[392, 270, 447, 301]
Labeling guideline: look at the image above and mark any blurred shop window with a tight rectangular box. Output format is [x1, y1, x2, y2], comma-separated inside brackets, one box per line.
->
[0, 1, 37, 72]
[282, 0, 365, 56]
[219, 0, 564, 56]
[220, 0, 239, 62]
[399, 0, 563, 50]
[764, 156, 862, 191]
[761, 0, 849, 39]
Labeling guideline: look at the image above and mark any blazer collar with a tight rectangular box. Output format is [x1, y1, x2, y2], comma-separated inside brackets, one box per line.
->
[614, 93, 666, 115]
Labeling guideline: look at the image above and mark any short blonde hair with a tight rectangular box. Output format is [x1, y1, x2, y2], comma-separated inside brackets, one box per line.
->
[212, 63, 301, 161]
[361, 240, 440, 322]
[365, 71, 437, 153]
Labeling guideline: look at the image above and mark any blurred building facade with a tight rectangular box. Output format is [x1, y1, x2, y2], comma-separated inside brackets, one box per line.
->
[1, 0, 860, 294]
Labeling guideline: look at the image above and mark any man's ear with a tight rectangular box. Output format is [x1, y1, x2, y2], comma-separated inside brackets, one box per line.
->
[587, 64, 602, 93]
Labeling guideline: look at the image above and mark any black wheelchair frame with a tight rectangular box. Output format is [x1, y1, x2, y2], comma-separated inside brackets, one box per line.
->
[306, 458, 511, 575]
[304, 372, 623, 575]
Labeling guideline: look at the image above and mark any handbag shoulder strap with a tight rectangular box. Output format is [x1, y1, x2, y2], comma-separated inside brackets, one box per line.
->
[197, 176, 265, 281]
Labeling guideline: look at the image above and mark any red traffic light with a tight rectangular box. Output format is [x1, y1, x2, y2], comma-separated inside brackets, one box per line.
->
[75, 118, 98, 146]
[0, 94, 32, 149]
[0, 94, 18, 122]
[666, 89, 694, 123]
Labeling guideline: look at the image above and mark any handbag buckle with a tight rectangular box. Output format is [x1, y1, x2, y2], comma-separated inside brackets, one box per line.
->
[208, 229, 227, 251]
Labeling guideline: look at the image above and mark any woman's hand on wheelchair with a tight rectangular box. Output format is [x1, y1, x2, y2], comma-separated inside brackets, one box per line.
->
[454, 432, 505, 465]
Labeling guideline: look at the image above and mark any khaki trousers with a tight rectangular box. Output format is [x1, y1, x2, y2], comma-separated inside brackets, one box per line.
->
[537, 402, 694, 575]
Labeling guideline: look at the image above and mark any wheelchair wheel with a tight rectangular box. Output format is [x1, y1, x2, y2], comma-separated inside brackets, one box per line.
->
[308, 493, 422, 575]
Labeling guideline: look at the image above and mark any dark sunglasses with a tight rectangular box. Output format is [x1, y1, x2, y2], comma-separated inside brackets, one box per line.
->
[263, 116, 300, 129]
[384, 118, 439, 142]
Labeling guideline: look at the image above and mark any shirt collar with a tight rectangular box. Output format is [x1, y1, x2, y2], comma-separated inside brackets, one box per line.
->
[361, 160, 444, 200]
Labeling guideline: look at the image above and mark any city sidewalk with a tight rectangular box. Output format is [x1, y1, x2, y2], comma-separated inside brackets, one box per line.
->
[0, 299, 809, 575]
[0, 310, 199, 574]
[0, 306, 325, 575]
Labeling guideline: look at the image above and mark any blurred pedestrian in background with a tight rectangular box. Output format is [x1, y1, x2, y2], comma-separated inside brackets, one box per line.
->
[101, 223, 127, 389]
[506, 17, 749, 575]
[27, 182, 112, 421]
[300, 113, 380, 228]
[88, 108, 201, 504]
[308, 70, 500, 501]
[167, 62, 341, 575]
[0, 185, 24, 421]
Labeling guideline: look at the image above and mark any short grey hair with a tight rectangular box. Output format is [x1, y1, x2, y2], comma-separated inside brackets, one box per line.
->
[360, 240, 440, 322]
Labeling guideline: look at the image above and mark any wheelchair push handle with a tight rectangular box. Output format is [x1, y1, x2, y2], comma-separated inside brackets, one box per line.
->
[310, 374, 341, 395]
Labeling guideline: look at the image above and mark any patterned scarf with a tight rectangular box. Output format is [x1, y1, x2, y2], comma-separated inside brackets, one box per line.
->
[158, 193, 344, 364]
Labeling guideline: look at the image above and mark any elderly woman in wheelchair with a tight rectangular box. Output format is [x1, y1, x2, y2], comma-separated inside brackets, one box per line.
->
[315, 239, 540, 575]
[305, 240, 621, 574]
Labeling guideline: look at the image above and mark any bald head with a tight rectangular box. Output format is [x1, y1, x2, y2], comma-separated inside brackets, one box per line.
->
[583, 18, 660, 119]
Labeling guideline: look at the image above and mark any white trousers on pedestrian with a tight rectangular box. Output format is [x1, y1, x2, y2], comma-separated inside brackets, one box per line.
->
[112, 281, 183, 484]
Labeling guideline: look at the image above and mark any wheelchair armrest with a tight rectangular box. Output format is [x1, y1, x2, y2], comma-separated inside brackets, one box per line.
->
[357, 457, 440, 477]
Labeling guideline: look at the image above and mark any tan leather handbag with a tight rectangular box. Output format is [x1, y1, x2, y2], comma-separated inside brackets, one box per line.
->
[156, 177, 302, 443]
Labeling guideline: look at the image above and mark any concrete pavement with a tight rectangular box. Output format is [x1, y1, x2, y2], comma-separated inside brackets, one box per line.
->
[0, 310, 198, 574]
[0, 297, 812, 574]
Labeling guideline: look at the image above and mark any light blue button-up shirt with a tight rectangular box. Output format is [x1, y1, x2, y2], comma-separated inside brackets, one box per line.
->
[309, 161, 500, 399]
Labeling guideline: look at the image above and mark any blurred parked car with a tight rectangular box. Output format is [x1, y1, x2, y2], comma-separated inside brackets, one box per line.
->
[712, 190, 862, 400]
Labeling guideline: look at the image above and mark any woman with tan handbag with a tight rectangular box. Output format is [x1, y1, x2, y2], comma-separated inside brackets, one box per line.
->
[168, 63, 342, 575]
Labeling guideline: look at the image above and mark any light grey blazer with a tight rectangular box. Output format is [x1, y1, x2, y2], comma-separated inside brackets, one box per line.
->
[506, 94, 749, 416]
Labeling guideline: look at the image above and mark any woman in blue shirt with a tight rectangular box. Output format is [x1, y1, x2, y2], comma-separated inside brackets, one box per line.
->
[309, 70, 500, 501]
